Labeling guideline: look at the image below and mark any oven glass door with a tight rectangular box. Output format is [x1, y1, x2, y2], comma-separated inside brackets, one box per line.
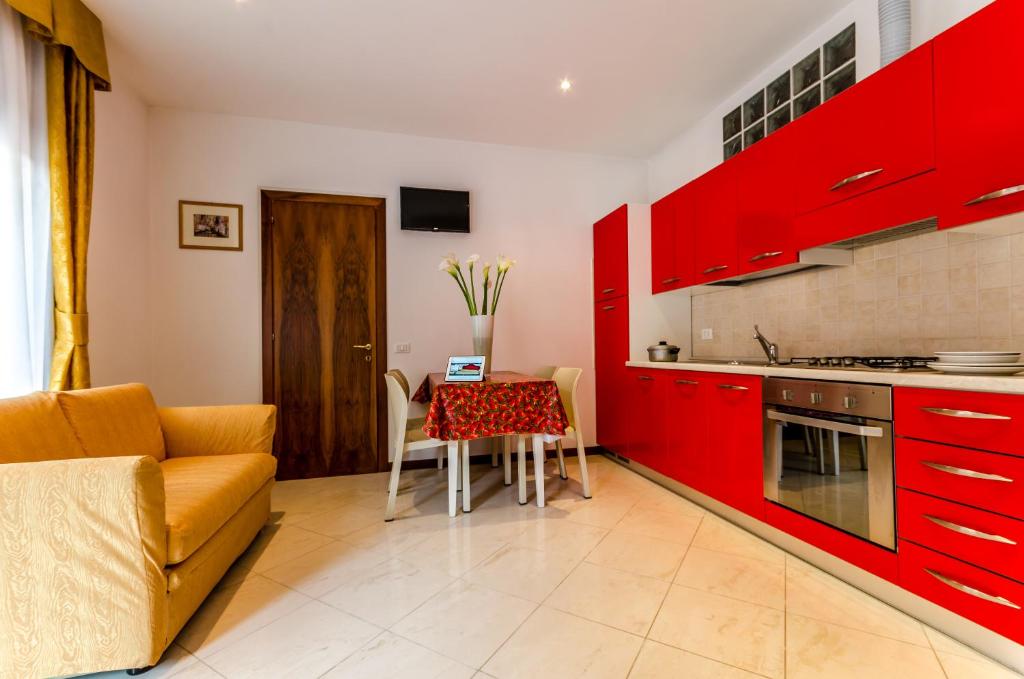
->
[764, 407, 895, 550]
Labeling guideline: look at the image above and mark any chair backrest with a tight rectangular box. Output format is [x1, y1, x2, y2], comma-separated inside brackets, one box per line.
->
[384, 370, 410, 436]
[551, 367, 582, 429]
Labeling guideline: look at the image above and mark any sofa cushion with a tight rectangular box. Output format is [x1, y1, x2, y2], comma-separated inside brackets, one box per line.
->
[161, 454, 277, 564]
[56, 383, 166, 461]
[0, 391, 85, 463]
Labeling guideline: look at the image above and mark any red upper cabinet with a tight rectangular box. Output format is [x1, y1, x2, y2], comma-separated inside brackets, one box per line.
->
[594, 297, 630, 456]
[593, 205, 628, 302]
[735, 128, 798, 274]
[692, 162, 739, 284]
[795, 42, 936, 215]
[935, 0, 1024, 229]
[651, 186, 695, 293]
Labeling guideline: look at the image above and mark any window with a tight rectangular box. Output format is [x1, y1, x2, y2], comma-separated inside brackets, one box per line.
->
[0, 4, 52, 398]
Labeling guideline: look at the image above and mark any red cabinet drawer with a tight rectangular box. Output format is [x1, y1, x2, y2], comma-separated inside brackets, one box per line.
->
[593, 205, 628, 302]
[895, 438, 1024, 520]
[898, 489, 1024, 583]
[899, 541, 1024, 644]
[894, 387, 1024, 456]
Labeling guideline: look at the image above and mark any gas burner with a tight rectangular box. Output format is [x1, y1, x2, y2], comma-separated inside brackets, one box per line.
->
[789, 356, 934, 371]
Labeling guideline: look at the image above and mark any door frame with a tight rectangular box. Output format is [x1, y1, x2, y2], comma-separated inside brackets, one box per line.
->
[260, 190, 389, 473]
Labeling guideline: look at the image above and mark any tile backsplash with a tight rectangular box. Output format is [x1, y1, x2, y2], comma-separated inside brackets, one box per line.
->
[691, 215, 1024, 359]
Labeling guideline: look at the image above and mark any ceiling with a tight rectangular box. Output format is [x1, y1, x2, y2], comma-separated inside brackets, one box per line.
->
[89, 0, 849, 157]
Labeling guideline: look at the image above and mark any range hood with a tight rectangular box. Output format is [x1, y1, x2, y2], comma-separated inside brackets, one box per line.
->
[704, 217, 938, 287]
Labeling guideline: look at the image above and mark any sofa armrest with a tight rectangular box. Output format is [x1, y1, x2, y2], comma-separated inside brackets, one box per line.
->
[0, 456, 167, 677]
[159, 404, 277, 458]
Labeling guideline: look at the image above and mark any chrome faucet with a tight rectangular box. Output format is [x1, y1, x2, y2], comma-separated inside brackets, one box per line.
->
[753, 325, 779, 365]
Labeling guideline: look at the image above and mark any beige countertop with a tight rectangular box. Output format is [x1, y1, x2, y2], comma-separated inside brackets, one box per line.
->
[625, 360, 1024, 395]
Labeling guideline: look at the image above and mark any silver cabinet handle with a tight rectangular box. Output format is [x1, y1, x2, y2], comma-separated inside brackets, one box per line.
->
[767, 410, 884, 438]
[920, 407, 1011, 421]
[718, 384, 749, 391]
[601, 287, 616, 294]
[661, 277, 681, 285]
[830, 168, 883, 191]
[637, 375, 654, 381]
[924, 569, 1021, 610]
[675, 379, 699, 385]
[923, 515, 1017, 545]
[965, 184, 1024, 207]
[601, 305, 616, 311]
[921, 461, 1014, 484]
[749, 251, 783, 262]
[702, 264, 729, 275]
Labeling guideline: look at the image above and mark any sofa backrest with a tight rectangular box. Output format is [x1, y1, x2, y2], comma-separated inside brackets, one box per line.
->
[0, 392, 86, 463]
[55, 383, 166, 461]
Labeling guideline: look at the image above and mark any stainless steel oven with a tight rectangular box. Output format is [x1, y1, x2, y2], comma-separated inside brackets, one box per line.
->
[763, 377, 896, 550]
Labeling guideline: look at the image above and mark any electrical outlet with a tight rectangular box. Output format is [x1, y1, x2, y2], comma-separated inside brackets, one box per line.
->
[395, 342, 411, 354]
[701, 328, 714, 341]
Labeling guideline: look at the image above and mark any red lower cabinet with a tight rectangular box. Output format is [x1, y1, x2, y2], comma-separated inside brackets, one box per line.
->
[594, 297, 629, 456]
[626, 369, 668, 473]
[900, 541, 1024, 644]
[665, 372, 709, 492]
[704, 373, 764, 518]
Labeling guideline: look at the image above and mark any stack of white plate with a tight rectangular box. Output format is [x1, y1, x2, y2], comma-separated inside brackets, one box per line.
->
[927, 352, 1024, 375]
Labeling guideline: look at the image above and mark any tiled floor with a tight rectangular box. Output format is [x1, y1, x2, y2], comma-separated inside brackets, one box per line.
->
[86, 455, 1021, 679]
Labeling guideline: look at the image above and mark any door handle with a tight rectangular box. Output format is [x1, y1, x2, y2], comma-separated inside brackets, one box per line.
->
[352, 343, 372, 351]
[965, 184, 1024, 207]
[830, 168, 883, 191]
[924, 569, 1021, 610]
[920, 406, 1010, 421]
[749, 251, 783, 262]
[661, 277, 681, 285]
[601, 287, 616, 294]
[675, 379, 699, 385]
[701, 264, 729, 275]
[717, 384, 749, 391]
[923, 515, 1017, 545]
[920, 461, 1014, 483]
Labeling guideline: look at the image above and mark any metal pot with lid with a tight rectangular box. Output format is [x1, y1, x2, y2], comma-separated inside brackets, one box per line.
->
[647, 340, 680, 362]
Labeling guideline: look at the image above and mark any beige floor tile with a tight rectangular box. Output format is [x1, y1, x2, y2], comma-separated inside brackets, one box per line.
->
[628, 639, 764, 678]
[321, 631, 476, 678]
[341, 514, 448, 556]
[631, 490, 706, 518]
[82, 643, 202, 678]
[689, 516, 785, 566]
[391, 580, 536, 668]
[547, 494, 637, 529]
[203, 599, 380, 678]
[464, 545, 581, 603]
[398, 524, 508, 577]
[482, 606, 642, 679]
[318, 557, 455, 627]
[648, 586, 784, 679]
[786, 558, 929, 646]
[175, 575, 311, 659]
[674, 547, 785, 610]
[936, 651, 1023, 679]
[232, 524, 335, 574]
[164, 664, 224, 679]
[586, 529, 688, 581]
[260, 539, 391, 598]
[786, 614, 946, 679]
[545, 561, 669, 635]
[508, 516, 608, 560]
[615, 505, 702, 545]
[294, 503, 386, 538]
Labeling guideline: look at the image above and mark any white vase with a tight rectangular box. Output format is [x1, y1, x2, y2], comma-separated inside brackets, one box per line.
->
[471, 314, 494, 375]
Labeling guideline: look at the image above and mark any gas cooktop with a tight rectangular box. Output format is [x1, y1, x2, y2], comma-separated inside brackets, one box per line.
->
[786, 356, 934, 371]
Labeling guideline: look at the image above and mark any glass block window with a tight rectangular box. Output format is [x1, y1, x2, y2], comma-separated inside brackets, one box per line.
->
[723, 23, 855, 161]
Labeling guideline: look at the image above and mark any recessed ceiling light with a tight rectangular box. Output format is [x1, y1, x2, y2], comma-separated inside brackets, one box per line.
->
[559, 78, 572, 93]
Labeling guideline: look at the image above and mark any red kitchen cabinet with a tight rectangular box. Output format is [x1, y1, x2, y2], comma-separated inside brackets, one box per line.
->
[735, 126, 798, 274]
[704, 372, 763, 518]
[894, 387, 1024, 458]
[594, 297, 629, 456]
[626, 369, 667, 473]
[665, 372, 709, 491]
[593, 205, 628, 302]
[651, 186, 695, 293]
[795, 42, 935, 215]
[935, 0, 1024, 228]
[692, 163, 739, 284]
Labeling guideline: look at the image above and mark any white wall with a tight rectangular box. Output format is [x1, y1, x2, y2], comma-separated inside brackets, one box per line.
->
[90, 64, 151, 388]
[141, 109, 646, 448]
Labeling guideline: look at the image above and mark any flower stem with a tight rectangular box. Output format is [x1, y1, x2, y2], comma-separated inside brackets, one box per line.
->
[469, 267, 478, 315]
[491, 270, 506, 314]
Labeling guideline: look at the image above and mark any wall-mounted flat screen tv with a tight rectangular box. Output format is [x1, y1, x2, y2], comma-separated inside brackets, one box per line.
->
[400, 187, 470, 233]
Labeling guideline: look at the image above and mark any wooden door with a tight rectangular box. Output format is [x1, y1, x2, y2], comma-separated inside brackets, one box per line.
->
[261, 191, 386, 480]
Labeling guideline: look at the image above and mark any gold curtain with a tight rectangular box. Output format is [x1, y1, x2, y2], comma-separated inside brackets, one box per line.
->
[47, 44, 96, 390]
[6, 0, 110, 389]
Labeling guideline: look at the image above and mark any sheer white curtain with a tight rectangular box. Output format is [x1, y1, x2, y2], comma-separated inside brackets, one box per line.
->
[0, 3, 52, 398]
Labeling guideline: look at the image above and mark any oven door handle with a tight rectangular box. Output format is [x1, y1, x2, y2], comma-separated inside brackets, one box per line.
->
[766, 410, 885, 438]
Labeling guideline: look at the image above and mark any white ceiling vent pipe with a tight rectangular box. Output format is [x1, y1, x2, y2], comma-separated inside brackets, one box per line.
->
[879, 0, 911, 67]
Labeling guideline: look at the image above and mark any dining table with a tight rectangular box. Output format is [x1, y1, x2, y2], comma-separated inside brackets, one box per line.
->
[412, 371, 570, 516]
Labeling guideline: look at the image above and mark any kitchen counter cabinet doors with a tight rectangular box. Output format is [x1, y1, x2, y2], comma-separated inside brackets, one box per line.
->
[935, 0, 1024, 229]
[594, 297, 630, 456]
[735, 127, 798, 275]
[651, 186, 695, 293]
[593, 205, 628, 302]
[704, 372, 765, 518]
[626, 369, 669, 474]
[692, 163, 740, 284]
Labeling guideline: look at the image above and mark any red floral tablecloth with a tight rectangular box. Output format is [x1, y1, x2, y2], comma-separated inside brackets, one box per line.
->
[412, 371, 569, 441]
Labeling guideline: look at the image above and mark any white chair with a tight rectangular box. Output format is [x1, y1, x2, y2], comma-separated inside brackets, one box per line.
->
[384, 370, 459, 521]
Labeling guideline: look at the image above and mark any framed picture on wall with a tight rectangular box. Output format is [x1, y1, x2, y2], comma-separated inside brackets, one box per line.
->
[179, 200, 243, 251]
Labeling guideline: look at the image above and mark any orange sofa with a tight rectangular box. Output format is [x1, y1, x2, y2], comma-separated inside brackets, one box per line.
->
[0, 383, 277, 678]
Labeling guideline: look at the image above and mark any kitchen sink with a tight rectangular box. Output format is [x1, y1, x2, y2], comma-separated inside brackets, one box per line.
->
[679, 358, 775, 367]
